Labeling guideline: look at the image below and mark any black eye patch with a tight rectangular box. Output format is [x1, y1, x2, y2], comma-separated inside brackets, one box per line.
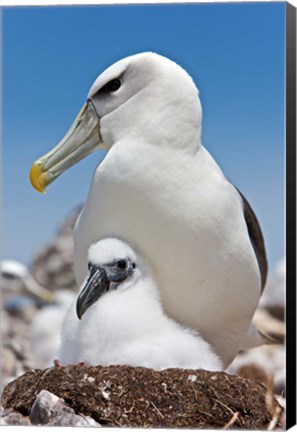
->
[100, 78, 121, 94]
[104, 258, 136, 283]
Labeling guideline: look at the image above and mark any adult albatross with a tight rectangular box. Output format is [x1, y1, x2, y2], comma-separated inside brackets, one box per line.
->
[30, 52, 268, 367]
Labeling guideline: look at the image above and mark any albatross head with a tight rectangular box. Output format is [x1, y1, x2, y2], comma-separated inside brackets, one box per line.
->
[76, 237, 149, 320]
[30, 52, 202, 193]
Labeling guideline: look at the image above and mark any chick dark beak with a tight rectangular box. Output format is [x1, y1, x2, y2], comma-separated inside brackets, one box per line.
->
[76, 265, 110, 320]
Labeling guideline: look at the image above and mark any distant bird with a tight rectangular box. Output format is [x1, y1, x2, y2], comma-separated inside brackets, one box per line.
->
[0, 259, 76, 368]
[1, 259, 53, 302]
[30, 52, 267, 367]
[57, 238, 222, 371]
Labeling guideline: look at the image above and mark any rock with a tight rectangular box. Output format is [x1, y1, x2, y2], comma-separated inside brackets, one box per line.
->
[1, 346, 19, 378]
[1, 341, 35, 394]
[227, 344, 285, 396]
[30, 206, 82, 292]
[1, 364, 283, 429]
[30, 389, 100, 426]
[1, 308, 36, 394]
[1, 407, 31, 426]
[1, 311, 9, 336]
[237, 363, 274, 391]
[30, 389, 61, 424]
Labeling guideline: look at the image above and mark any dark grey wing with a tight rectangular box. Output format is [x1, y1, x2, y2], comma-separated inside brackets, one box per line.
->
[234, 187, 268, 292]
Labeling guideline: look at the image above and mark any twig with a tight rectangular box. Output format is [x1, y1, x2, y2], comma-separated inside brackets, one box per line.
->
[213, 398, 237, 415]
[267, 406, 282, 430]
[223, 411, 239, 429]
[150, 401, 164, 419]
[123, 401, 135, 414]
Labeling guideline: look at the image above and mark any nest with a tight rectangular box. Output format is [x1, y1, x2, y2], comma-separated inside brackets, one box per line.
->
[1, 363, 283, 429]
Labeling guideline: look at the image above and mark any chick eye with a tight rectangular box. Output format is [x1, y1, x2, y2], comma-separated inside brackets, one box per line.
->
[106, 79, 121, 92]
[116, 259, 127, 270]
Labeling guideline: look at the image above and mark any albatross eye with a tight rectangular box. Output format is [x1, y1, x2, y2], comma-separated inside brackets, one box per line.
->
[106, 79, 121, 92]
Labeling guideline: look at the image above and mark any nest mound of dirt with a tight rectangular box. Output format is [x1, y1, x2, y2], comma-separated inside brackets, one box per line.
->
[1, 363, 283, 429]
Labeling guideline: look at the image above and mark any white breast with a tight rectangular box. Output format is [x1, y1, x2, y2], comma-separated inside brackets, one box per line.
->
[58, 279, 223, 371]
[74, 142, 261, 366]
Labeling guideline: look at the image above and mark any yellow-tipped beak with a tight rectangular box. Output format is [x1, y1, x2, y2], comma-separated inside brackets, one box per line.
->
[29, 161, 48, 194]
[29, 100, 103, 194]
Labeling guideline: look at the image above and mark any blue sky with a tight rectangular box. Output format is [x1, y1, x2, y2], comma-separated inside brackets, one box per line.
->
[2, 3, 285, 272]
